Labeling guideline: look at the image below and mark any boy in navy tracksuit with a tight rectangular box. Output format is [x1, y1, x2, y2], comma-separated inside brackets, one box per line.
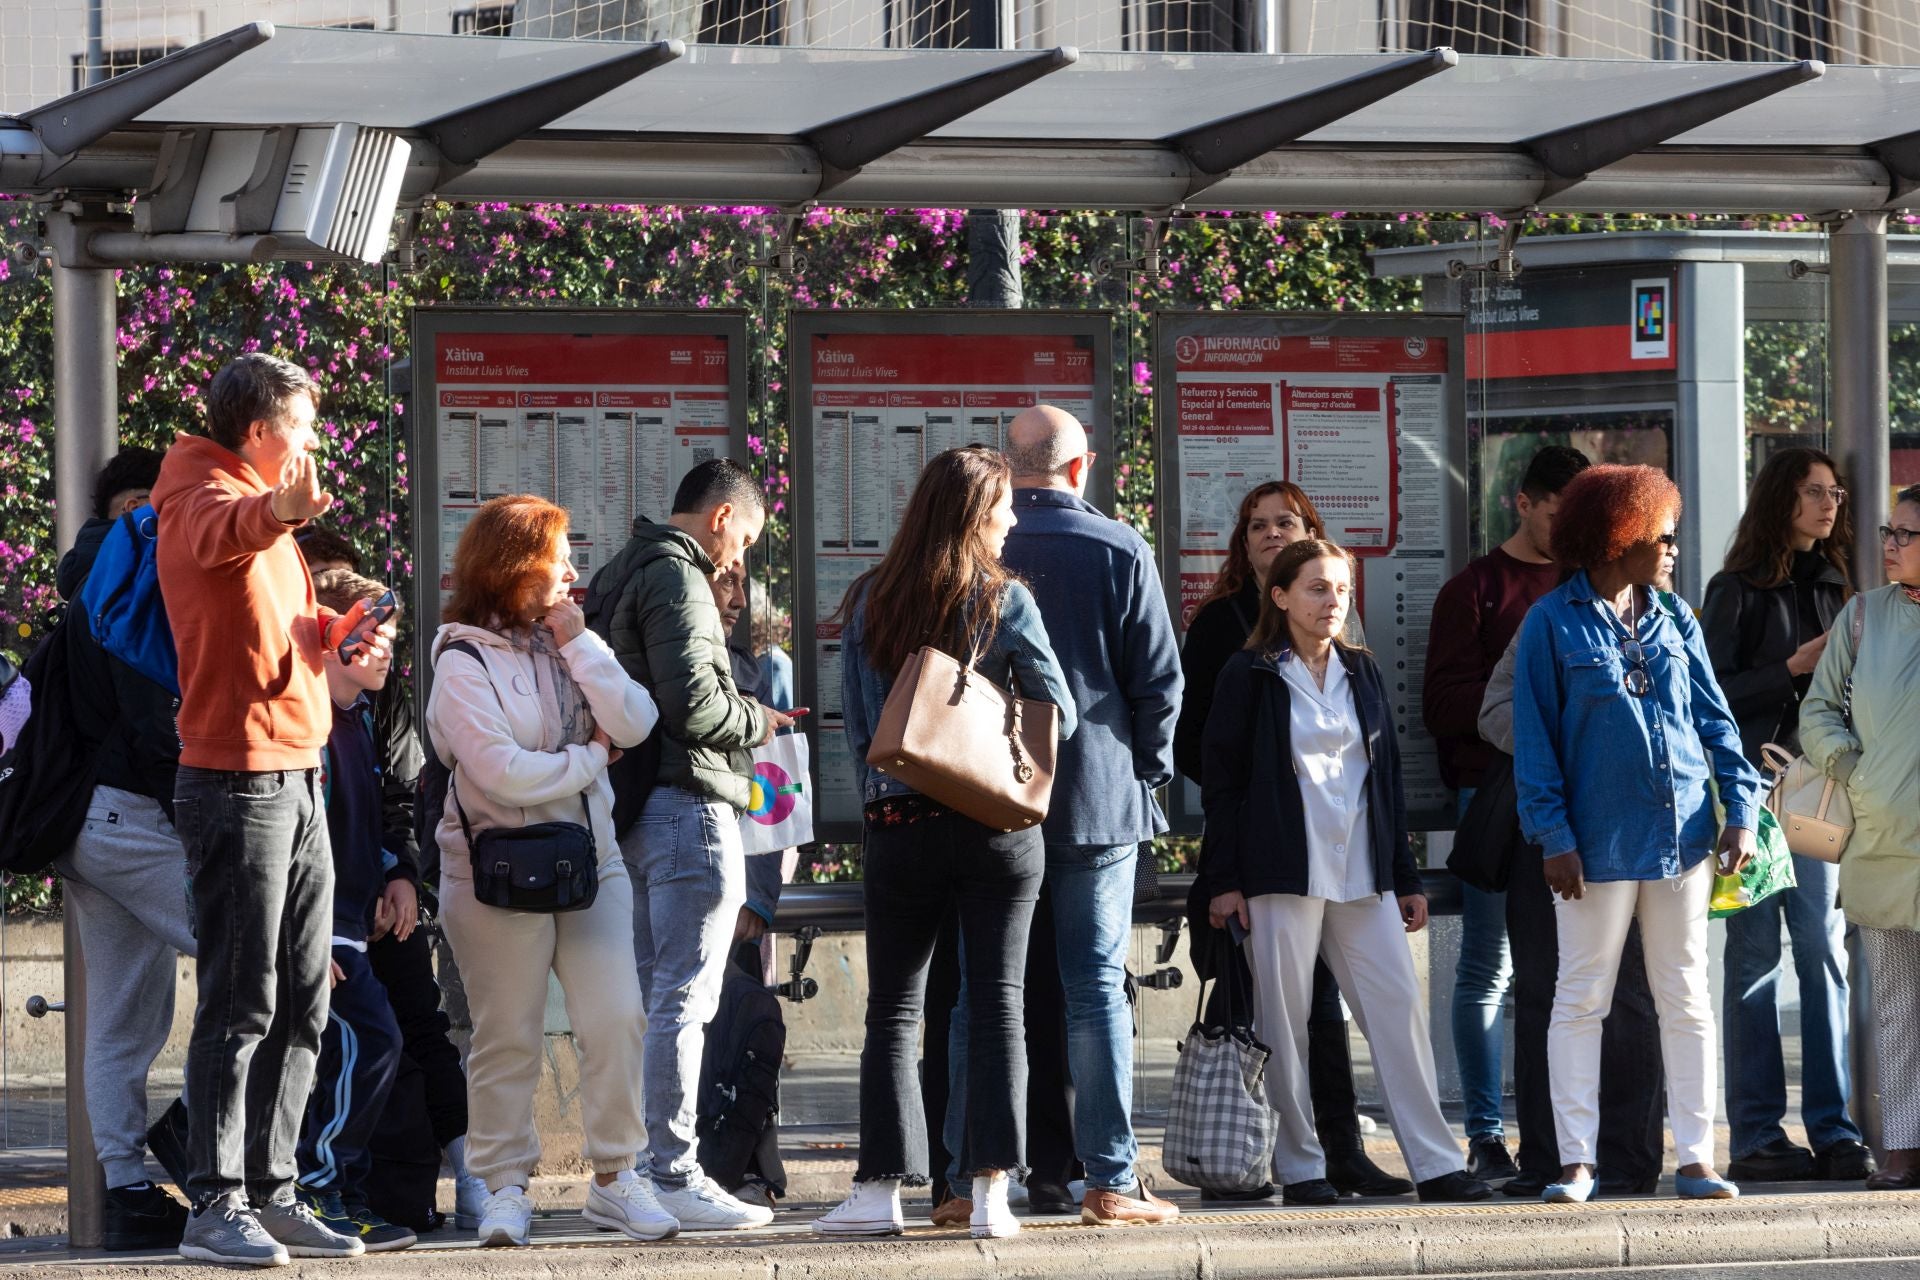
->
[295, 570, 417, 1251]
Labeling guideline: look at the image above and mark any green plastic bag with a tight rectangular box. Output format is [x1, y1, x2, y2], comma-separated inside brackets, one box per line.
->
[1710, 807, 1796, 919]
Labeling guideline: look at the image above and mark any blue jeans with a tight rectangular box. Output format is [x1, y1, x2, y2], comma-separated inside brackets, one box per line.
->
[618, 786, 746, 1189]
[1722, 854, 1860, 1158]
[1451, 787, 1513, 1143]
[947, 843, 1140, 1192]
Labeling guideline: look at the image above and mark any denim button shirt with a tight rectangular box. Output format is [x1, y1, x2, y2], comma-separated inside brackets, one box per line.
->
[1511, 571, 1761, 881]
[841, 581, 1077, 806]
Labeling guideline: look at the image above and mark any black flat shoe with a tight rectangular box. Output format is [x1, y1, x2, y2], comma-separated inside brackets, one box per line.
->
[102, 1182, 189, 1251]
[1024, 1178, 1078, 1215]
[1200, 1182, 1274, 1203]
[1467, 1138, 1520, 1182]
[1814, 1139, 1876, 1182]
[1728, 1138, 1814, 1184]
[1416, 1171, 1493, 1203]
[1325, 1149, 1414, 1198]
[1282, 1179, 1341, 1206]
[1595, 1169, 1660, 1196]
[1502, 1170, 1553, 1197]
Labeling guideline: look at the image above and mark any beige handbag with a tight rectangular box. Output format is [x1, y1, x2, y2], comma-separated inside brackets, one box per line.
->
[1760, 597, 1865, 864]
[866, 644, 1058, 832]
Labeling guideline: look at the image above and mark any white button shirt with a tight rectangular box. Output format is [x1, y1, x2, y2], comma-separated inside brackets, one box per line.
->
[1279, 653, 1375, 903]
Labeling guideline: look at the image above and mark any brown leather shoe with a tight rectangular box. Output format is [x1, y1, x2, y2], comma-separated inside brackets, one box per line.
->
[1865, 1168, 1920, 1191]
[1081, 1184, 1179, 1227]
[929, 1194, 973, 1227]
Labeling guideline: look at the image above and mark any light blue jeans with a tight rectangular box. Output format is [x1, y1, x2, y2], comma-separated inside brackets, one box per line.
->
[1722, 852, 1860, 1159]
[1452, 787, 1513, 1143]
[618, 786, 746, 1189]
[947, 843, 1140, 1192]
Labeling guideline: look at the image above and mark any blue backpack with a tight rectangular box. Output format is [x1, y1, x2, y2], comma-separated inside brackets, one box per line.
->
[77, 504, 179, 695]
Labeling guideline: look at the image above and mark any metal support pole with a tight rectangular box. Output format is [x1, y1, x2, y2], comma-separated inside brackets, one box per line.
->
[50, 248, 115, 1251]
[52, 259, 118, 556]
[1829, 211, 1891, 592]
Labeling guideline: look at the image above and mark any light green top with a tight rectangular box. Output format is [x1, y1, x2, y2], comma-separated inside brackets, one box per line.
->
[1800, 585, 1920, 931]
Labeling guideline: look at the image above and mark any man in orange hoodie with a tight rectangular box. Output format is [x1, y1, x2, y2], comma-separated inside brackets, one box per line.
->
[154, 354, 391, 1268]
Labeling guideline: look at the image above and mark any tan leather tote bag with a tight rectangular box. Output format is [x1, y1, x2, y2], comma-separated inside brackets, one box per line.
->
[865, 644, 1058, 831]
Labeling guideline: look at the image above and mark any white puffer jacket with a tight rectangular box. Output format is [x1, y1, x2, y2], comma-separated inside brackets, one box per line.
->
[426, 621, 658, 882]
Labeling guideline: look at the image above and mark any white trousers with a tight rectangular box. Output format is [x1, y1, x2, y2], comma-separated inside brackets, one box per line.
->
[1549, 856, 1715, 1168]
[1245, 892, 1465, 1185]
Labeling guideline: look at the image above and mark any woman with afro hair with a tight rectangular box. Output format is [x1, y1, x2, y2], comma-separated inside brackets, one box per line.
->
[1510, 464, 1763, 1204]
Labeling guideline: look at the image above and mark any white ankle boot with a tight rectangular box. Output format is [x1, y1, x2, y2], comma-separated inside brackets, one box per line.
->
[813, 1179, 904, 1236]
[970, 1172, 1018, 1239]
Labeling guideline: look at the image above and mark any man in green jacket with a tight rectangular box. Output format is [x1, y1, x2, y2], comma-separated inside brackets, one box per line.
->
[605, 459, 797, 1231]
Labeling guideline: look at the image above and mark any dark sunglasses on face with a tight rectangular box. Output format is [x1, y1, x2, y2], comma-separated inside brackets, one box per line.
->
[1655, 532, 1678, 547]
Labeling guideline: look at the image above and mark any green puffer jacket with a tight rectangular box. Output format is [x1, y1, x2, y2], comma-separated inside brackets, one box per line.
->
[601, 519, 767, 811]
[1800, 585, 1920, 932]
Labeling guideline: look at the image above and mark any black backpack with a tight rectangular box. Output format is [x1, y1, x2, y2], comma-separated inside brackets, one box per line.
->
[0, 606, 115, 874]
[363, 1052, 445, 1233]
[582, 550, 663, 837]
[695, 949, 787, 1194]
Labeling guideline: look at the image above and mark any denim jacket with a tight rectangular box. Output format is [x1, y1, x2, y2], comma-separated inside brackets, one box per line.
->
[841, 580, 1078, 806]
[1512, 571, 1761, 881]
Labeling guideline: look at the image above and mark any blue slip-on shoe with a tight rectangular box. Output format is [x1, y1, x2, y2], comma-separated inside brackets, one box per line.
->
[1675, 1172, 1739, 1200]
[1543, 1174, 1598, 1204]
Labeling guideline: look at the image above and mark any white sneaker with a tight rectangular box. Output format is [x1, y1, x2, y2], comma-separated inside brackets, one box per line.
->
[454, 1173, 489, 1231]
[971, 1172, 1019, 1240]
[476, 1188, 533, 1247]
[653, 1175, 775, 1230]
[583, 1173, 680, 1241]
[812, 1180, 904, 1237]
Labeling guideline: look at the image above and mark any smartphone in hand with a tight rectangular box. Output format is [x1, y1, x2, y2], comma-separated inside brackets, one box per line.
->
[337, 589, 399, 662]
[1226, 915, 1250, 946]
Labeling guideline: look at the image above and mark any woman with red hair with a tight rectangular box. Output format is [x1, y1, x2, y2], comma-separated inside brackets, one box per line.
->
[1510, 465, 1762, 1204]
[427, 495, 670, 1247]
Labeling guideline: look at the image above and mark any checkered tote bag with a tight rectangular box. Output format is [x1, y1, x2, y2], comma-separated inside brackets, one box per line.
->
[1162, 937, 1276, 1194]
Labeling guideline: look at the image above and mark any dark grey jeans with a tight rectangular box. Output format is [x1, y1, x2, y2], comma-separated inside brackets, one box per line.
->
[174, 765, 333, 1208]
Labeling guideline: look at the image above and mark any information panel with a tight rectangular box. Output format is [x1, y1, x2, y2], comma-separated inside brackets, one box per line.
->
[1155, 313, 1468, 834]
[411, 309, 750, 684]
[791, 312, 1117, 843]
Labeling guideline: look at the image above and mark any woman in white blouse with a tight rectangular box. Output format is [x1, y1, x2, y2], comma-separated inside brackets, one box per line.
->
[1198, 539, 1487, 1205]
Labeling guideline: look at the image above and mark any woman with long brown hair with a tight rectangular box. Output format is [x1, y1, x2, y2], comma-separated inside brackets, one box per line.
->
[1173, 480, 1404, 1199]
[813, 446, 1075, 1241]
[426, 496, 670, 1247]
[1700, 446, 1870, 1185]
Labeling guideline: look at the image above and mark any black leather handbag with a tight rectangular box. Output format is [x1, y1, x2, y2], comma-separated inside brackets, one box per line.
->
[1447, 750, 1527, 893]
[451, 776, 599, 913]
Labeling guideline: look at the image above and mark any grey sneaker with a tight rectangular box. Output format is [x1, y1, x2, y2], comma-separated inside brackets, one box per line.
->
[179, 1192, 289, 1268]
[256, 1196, 366, 1257]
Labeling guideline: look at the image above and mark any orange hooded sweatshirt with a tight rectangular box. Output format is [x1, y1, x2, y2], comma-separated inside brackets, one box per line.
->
[152, 433, 337, 772]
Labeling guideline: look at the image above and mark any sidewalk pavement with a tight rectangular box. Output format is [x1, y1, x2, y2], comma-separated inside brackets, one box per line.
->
[6, 1179, 1920, 1279]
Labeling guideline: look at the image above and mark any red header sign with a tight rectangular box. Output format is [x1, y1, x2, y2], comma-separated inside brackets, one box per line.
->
[436, 332, 730, 385]
[811, 333, 1097, 386]
[1172, 333, 1446, 375]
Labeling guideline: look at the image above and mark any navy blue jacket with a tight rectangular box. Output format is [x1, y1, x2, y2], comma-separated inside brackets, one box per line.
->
[1198, 643, 1419, 901]
[1000, 487, 1182, 847]
[323, 695, 417, 944]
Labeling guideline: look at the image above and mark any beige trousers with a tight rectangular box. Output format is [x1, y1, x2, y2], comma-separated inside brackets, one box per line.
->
[441, 856, 648, 1190]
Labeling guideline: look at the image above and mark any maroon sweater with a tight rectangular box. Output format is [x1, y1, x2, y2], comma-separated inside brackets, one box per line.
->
[1422, 547, 1563, 789]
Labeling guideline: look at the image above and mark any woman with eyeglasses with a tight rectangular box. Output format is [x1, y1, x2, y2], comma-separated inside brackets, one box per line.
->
[1799, 482, 1920, 1190]
[1699, 447, 1871, 1186]
[1511, 464, 1763, 1204]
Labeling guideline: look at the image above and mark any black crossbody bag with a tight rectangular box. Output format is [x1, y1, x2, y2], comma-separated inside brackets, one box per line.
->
[441, 641, 600, 913]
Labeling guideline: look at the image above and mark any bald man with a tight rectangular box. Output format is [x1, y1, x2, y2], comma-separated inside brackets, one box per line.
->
[946, 404, 1183, 1226]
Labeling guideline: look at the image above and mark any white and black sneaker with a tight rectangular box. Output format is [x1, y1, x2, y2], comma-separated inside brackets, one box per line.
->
[178, 1192, 289, 1268]
[654, 1174, 775, 1230]
[584, 1172, 680, 1241]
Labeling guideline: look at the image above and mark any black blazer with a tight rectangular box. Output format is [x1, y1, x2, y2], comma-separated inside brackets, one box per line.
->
[1699, 557, 1848, 765]
[1197, 642, 1419, 902]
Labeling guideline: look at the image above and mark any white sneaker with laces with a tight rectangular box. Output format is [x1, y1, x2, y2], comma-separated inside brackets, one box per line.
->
[583, 1172, 680, 1241]
[971, 1172, 1019, 1240]
[477, 1188, 534, 1247]
[812, 1180, 903, 1237]
[653, 1175, 775, 1230]
[454, 1174, 489, 1231]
